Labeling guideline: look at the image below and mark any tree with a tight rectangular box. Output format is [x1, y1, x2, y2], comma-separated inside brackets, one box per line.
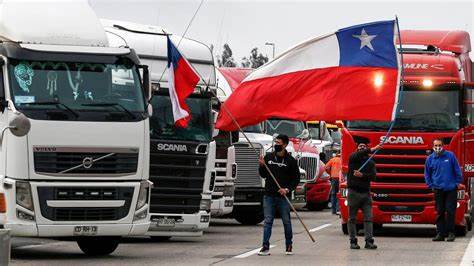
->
[218, 43, 236, 67]
[241, 48, 269, 69]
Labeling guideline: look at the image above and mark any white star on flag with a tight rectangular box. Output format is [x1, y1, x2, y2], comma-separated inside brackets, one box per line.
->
[352, 28, 377, 51]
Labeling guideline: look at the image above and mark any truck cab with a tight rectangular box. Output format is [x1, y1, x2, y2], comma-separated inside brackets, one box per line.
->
[0, 1, 152, 255]
[339, 30, 473, 235]
[103, 20, 216, 238]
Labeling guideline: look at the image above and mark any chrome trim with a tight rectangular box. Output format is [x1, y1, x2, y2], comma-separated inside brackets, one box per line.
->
[59, 152, 116, 174]
[47, 200, 125, 208]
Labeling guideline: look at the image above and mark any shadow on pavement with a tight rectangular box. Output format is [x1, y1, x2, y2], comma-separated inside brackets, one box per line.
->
[374, 225, 436, 238]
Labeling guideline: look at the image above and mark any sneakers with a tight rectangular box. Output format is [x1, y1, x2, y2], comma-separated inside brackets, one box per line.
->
[432, 233, 445, 241]
[258, 245, 270, 256]
[350, 239, 360, 249]
[446, 233, 456, 242]
[285, 245, 293, 255]
[364, 239, 378, 249]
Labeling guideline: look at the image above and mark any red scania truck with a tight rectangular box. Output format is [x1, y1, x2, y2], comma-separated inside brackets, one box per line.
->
[339, 30, 473, 236]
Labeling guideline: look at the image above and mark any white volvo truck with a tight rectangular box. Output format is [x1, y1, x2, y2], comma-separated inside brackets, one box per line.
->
[102, 20, 217, 238]
[0, 1, 152, 255]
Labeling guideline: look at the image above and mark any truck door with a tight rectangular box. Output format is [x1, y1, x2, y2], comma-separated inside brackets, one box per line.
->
[463, 83, 474, 193]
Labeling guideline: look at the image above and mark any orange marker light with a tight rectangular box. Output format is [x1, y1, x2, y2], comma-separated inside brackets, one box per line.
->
[422, 79, 433, 88]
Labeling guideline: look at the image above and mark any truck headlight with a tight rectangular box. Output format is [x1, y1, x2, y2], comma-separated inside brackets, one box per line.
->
[16, 181, 33, 211]
[200, 199, 211, 211]
[136, 180, 151, 211]
[458, 190, 465, 200]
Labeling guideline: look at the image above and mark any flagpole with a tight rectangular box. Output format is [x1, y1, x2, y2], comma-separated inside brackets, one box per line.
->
[357, 17, 405, 172]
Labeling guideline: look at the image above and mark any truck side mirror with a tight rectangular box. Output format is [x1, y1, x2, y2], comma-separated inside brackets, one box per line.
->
[139, 65, 151, 101]
[1, 111, 31, 141]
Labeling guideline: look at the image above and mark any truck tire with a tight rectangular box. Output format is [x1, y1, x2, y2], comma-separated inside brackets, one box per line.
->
[234, 212, 264, 225]
[150, 236, 172, 242]
[306, 202, 326, 211]
[77, 237, 120, 256]
[341, 223, 348, 235]
[467, 216, 472, 231]
[455, 225, 467, 237]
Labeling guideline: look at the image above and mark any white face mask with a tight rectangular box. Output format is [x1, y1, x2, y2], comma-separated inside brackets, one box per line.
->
[433, 146, 443, 154]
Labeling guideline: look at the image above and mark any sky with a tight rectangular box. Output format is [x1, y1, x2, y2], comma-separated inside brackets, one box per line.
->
[91, 0, 473, 64]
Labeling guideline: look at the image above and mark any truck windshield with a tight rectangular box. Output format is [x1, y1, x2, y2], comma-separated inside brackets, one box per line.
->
[149, 94, 212, 142]
[265, 119, 305, 138]
[243, 123, 264, 133]
[346, 90, 460, 131]
[9, 58, 146, 122]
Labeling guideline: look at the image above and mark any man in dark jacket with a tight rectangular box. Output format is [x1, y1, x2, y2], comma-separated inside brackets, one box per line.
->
[347, 141, 380, 250]
[425, 138, 462, 242]
[258, 134, 300, 256]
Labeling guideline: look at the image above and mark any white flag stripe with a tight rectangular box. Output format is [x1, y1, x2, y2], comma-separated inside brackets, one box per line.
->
[167, 64, 190, 122]
[244, 32, 339, 82]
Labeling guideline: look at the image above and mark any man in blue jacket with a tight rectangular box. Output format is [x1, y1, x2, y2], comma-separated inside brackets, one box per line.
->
[424, 138, 462, 242]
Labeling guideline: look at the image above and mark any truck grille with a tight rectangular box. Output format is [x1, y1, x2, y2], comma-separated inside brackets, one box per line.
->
[372, 187, 433, 203]
[298, 156, 318, 180]
[373, 148, 427, 184]
[234, 143, 261, 187]
[34, 150, 138, 175]
[213, 159, 228, 200]
[37, 187, 134, 221]
[149, 141, 207, 214]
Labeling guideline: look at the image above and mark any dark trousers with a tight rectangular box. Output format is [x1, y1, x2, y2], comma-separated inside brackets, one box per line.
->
[330, 179, 340, 214]
[348, 189, 373, 242]
[262, 195, 293, 248]
[434, 189, 457, 235]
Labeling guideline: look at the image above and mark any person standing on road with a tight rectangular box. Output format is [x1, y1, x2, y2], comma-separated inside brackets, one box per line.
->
[326, 151, 342, 215]
[347, 141, 380, 250]
[258, 134, 300, 256]
[424, 138, 462, 242]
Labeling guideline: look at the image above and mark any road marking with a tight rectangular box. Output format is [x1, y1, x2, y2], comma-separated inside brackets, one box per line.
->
[309, 223, 332, 232]
[234, 245, 276, 258]
[460, 234, 474, 266]
[233, 223, 331, 259]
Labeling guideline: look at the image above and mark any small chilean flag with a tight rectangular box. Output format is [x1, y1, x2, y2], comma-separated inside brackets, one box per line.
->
[167, 36, 200, 127]
[216, 20, 400, 131]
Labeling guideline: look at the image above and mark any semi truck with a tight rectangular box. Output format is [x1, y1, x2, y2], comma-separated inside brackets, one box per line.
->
[339, 30, 473, 236]
[103, 20, 217, 238]
[0, 1, 152, 255]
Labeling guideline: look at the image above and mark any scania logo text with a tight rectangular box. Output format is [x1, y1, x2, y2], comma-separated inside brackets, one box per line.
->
[380, 136, 424, 144]
[157, 143, 188, 152]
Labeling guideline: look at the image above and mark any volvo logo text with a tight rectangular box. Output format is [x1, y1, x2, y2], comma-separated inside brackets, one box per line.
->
[157, 143, 188, 152]
[380, 136, 424, 144]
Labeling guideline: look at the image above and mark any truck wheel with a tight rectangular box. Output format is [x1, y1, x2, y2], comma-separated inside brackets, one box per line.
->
[306, 202, 325, 211]
[467, 216, 472, 231]
[341, 223, 348, 235]
[150, 236, 172, 242]
[455, 225, 468, 237]
[77, 237, 120, 256]
[234, 212, 264, 225]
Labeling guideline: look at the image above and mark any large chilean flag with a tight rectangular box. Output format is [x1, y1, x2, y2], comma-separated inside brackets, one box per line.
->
[167, 36, 200, 127]
[216, 20, 401, 131]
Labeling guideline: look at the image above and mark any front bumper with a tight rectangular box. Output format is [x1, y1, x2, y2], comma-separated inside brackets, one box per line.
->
[305, 181, 331, 204]
[2, 179, 150, 237]
[339, 197, 468, 226]
[211, 197, 234, 217]
[147, 211, 210, 237]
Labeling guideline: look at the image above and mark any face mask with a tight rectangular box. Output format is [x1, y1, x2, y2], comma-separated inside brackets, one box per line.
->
[434, 146, 443, 154]
[274, 144, 283, 152]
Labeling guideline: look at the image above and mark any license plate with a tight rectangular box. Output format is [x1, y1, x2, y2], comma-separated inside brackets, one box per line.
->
[73, 226, 98, 236]
[391, 215, 412, 222]
[155, 218, 176, 227]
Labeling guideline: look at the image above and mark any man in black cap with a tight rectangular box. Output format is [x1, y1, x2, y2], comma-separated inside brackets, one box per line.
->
[347, 141, 381, 250]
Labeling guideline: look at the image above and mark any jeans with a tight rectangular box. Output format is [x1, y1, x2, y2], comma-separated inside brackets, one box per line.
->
[330, 179, 340, 214]
[347, 189, 373, 242]
[262, 195, 293, 248]
[434, 189, 457, 236]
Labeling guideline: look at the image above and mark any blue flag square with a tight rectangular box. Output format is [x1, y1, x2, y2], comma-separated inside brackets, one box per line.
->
[336, 20, 398, 69]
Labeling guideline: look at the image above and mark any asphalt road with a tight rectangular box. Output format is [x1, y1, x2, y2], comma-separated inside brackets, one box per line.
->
[10, 210, 474, 266]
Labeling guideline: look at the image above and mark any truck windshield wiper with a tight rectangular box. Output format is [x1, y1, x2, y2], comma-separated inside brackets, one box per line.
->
[82, 102, 136, 119]
[24, 101, 79, 118]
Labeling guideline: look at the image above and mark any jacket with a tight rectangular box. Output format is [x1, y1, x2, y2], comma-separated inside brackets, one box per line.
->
[347, 149, 376, 193]
[259, 151, 300, 197]
[424, 150, 462, 191]
[325, 156, 342, 179]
